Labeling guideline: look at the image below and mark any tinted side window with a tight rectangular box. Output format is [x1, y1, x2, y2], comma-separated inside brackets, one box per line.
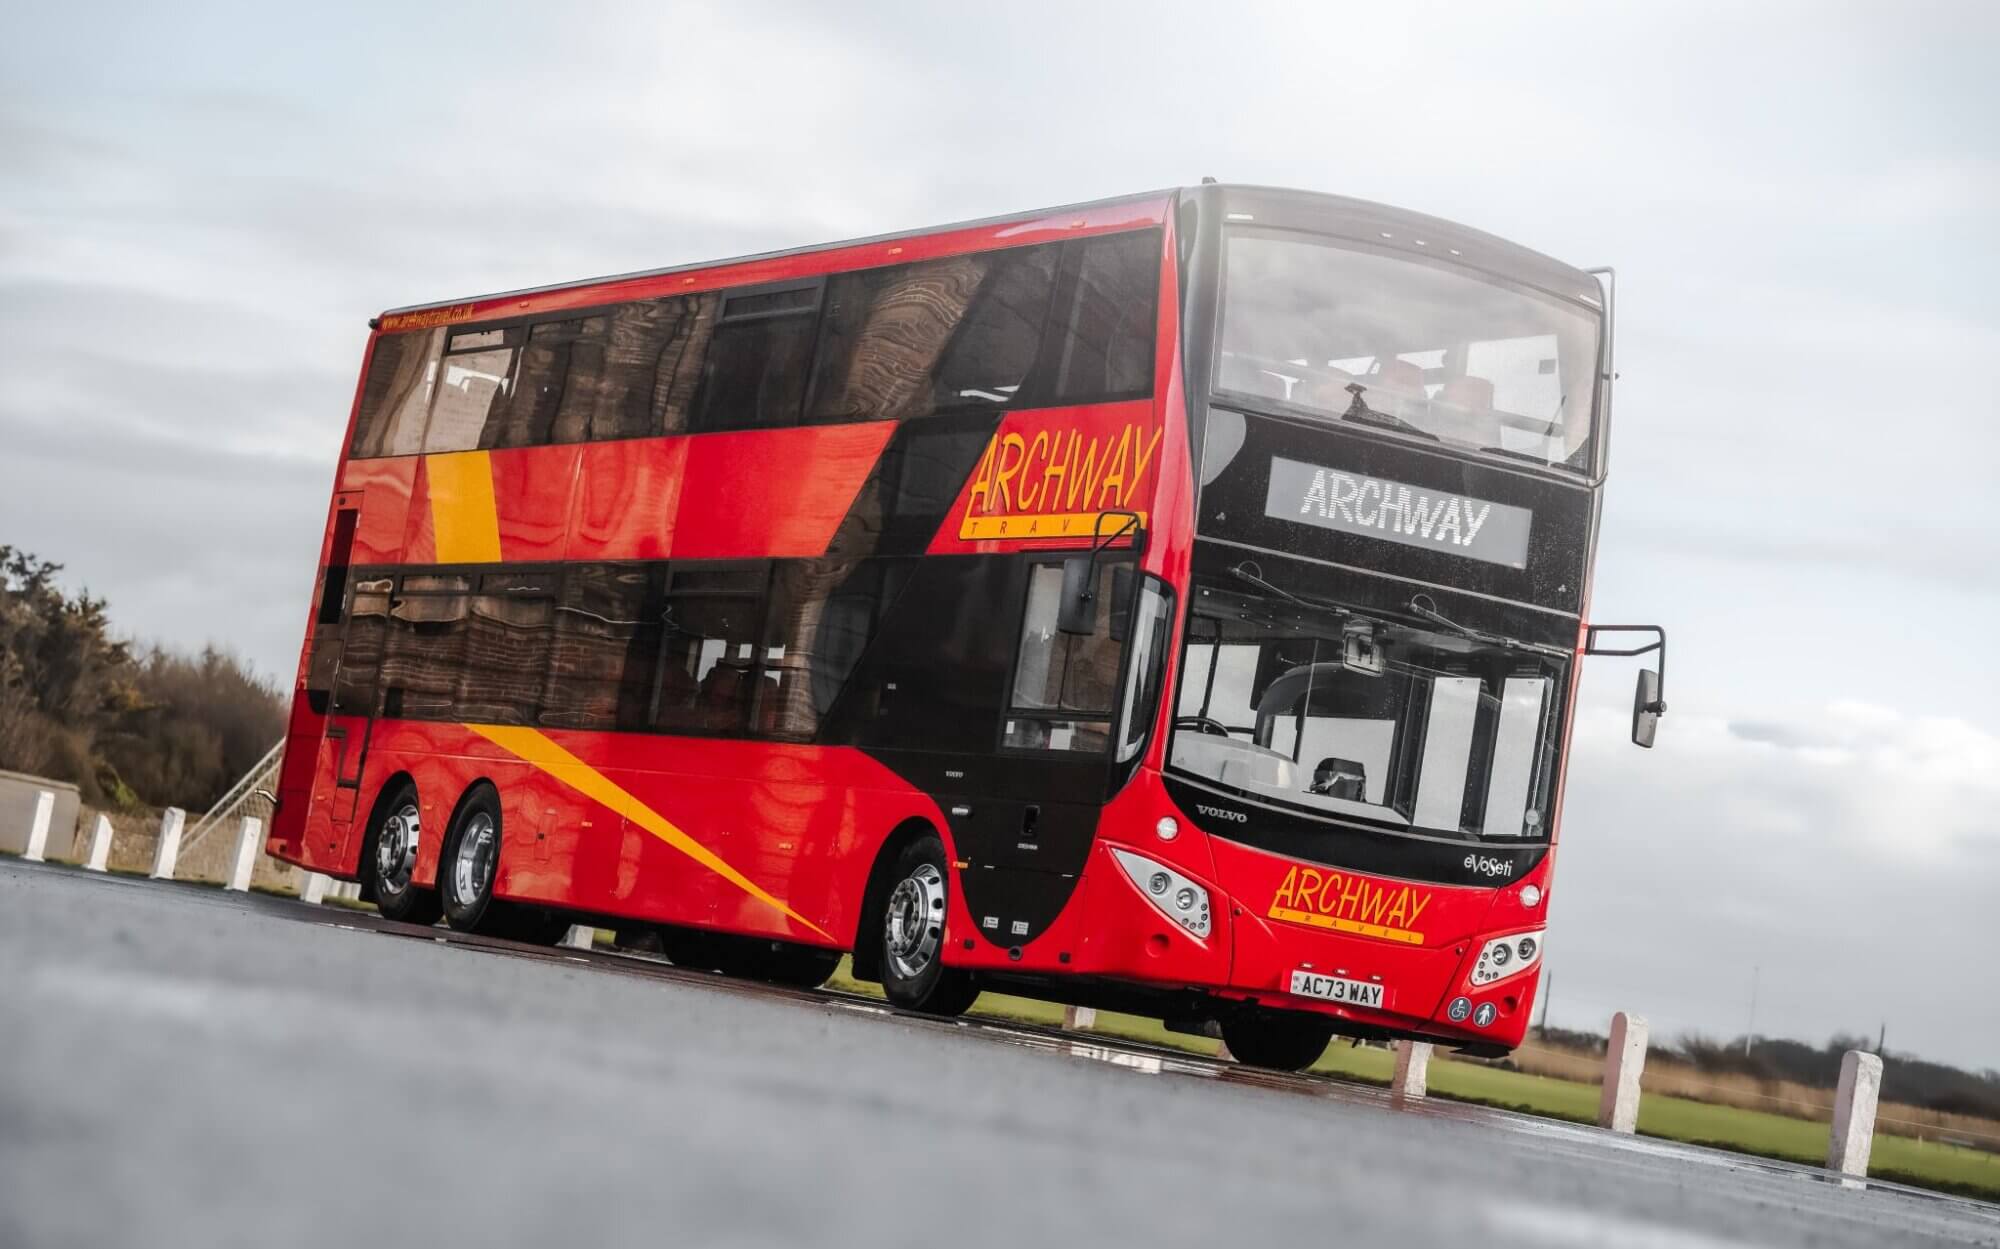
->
[1047, 230, 1160, 404]
[570, 294, 717, 441]
[653, 566, 770, 735]
[807, 247, 1056, 425]
[541, 563, 667, 731]
[759, 558, 908, 740]
[379, 576, 473, 719]
[350, 329, 441, 458]
[689, 285, 820, 432]
[480, 318, 606, 449]
[455, 571, 557, 723]
[424, 328, 522, 453]
[331, 575, 393, 713]
[933, 244, 1059, 408]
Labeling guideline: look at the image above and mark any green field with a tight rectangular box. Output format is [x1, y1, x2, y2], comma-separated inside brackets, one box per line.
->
[826, 965, 2000, 1202]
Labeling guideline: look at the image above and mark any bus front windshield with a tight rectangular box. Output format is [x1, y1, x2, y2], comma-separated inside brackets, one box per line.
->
[1170, 582, 1563, 842]
[1216, 228, 1602, 474]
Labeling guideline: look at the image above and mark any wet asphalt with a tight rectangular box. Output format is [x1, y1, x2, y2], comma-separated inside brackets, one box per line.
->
[1, 857, 1995, 1249]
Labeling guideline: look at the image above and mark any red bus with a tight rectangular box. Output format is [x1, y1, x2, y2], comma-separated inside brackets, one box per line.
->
[268, 185, 1664, 1069]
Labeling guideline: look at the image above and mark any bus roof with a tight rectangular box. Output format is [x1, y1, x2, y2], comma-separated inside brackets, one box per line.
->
[374, 183, 1599, 325]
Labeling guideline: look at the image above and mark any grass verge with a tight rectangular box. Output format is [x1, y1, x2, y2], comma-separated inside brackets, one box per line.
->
[826, 962, 2000, 1202]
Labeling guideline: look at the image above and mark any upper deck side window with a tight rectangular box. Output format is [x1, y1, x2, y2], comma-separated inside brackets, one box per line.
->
[347, 227, 1164, 459]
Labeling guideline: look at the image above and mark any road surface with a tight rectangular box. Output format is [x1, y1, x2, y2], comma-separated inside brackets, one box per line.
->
[1, 858, 1994, 1248]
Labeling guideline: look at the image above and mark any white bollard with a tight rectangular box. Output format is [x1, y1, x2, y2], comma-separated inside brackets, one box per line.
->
[22, 789, 54, 862]
[1827, 1050, 1884, 1177]
[84, 813, 114, 872]
[1392, 1040, 1432, 1099]
[1062, 1005, 1098, 1032]
[225, 816, 262, 892]
[298, 871, 329, 904]
[1598, 1011, 1649, 1133]
[560, 925, 595, 950]
[149, 807, 186, 880]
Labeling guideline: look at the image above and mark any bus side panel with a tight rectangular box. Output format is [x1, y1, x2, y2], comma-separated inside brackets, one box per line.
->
[342, 725, 952, 951]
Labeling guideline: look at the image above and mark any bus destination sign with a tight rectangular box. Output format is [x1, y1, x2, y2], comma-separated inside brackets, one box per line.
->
[1263, 458, 1533, 569]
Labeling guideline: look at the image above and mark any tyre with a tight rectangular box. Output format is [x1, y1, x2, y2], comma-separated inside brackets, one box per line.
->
[493, 905, 573, 946]
[1219, 1014, 1335, 1072]
[656, 925, 727, 972]
[362, 780, 441, 925]
[714, 938, 841, 990]
[875, 835, 978, 1016]
[439, 786, 505, 933]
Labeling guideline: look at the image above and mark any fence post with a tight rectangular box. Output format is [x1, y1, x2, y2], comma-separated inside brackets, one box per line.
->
[84, 813, 114, 872]
[150, 807, 186, 880]
[298, 871, 329, 904]
[1061, 1006, 1098, 1032]
[1392, 1040, 1432, 1099]
[21, 790, 55, 862]
[225, 816, 262, 892]
[1597, 1011, 1648, 1133]
[1827, 1050, 1883, 1177]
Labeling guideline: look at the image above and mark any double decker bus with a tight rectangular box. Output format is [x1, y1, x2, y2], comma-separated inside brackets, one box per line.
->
[268, 184, 1664, 1069]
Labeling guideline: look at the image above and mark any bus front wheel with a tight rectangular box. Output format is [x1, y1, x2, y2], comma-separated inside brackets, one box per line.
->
[876, 835, 979, 1017]
[1218, 1015, 1335, 1072]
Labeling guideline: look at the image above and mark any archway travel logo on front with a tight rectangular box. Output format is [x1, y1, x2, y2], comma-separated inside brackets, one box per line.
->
[1264, 458, 1533, 569]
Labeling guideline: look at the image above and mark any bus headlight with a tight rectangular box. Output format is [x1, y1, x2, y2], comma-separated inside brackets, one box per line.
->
[1470, 931, 1544, 986]
[1111, 849, 1212, 938]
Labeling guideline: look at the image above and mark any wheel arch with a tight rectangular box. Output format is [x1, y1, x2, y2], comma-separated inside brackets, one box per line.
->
[356, 770, 418, 898]
[849, 816, 944, 983]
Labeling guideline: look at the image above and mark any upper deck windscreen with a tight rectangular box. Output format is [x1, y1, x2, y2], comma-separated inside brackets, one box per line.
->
[1216, 228, 1601, 476]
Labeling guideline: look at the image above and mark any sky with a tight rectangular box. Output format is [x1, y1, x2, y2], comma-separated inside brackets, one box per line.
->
[4, 2, 1997, 1069]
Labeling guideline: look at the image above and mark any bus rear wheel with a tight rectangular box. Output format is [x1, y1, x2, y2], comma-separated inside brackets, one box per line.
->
[720, 939, 841, 990]
[876, 835, 978, 1017]
[363, 781, 441, 926]
[439, 787, 506, 934]
[1219, 1014, 1335, 1072]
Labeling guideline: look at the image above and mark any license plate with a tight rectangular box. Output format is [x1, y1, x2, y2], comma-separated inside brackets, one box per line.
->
[1288, 969, 1385, 1009]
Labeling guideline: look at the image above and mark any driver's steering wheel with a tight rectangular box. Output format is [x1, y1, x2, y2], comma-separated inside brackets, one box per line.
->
[1174, 715, 1231, 737]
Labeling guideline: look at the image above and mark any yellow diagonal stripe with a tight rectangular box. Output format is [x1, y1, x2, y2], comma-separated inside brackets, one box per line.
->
[464, 723, 832, 942]
[427, 451, 502, 563]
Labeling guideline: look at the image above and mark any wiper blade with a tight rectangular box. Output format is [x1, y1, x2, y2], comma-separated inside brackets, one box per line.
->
[1342, 382, 1440, 440]
[1230, 562, 1349, 617]
[1407, 594, 1512, 648]
[1476, 445, 1556, 467]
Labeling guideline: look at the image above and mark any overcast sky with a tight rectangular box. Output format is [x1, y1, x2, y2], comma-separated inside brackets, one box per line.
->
[5, 2, 1996, 1069]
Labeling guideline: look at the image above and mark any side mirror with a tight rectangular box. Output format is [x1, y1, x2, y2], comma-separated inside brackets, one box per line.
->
[1585, 623, 1668, 749]
[1057, 557, 1096, 636]
[1058, 510, 1145, 637]
[1632, 668, 1662, 749]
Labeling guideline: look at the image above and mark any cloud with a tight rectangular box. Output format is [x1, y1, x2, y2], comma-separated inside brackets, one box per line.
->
[1552, 692, 2000, 1065]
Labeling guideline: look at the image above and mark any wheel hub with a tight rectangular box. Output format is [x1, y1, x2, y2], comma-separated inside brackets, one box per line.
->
[452, 812, 495, 904]
[375, 803, 419, 892]
[884, 862, 946, 981]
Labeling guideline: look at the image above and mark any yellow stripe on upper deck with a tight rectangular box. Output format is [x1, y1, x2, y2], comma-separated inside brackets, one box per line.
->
[427, 451, 502, 564]
[464, 723, 832, 942]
